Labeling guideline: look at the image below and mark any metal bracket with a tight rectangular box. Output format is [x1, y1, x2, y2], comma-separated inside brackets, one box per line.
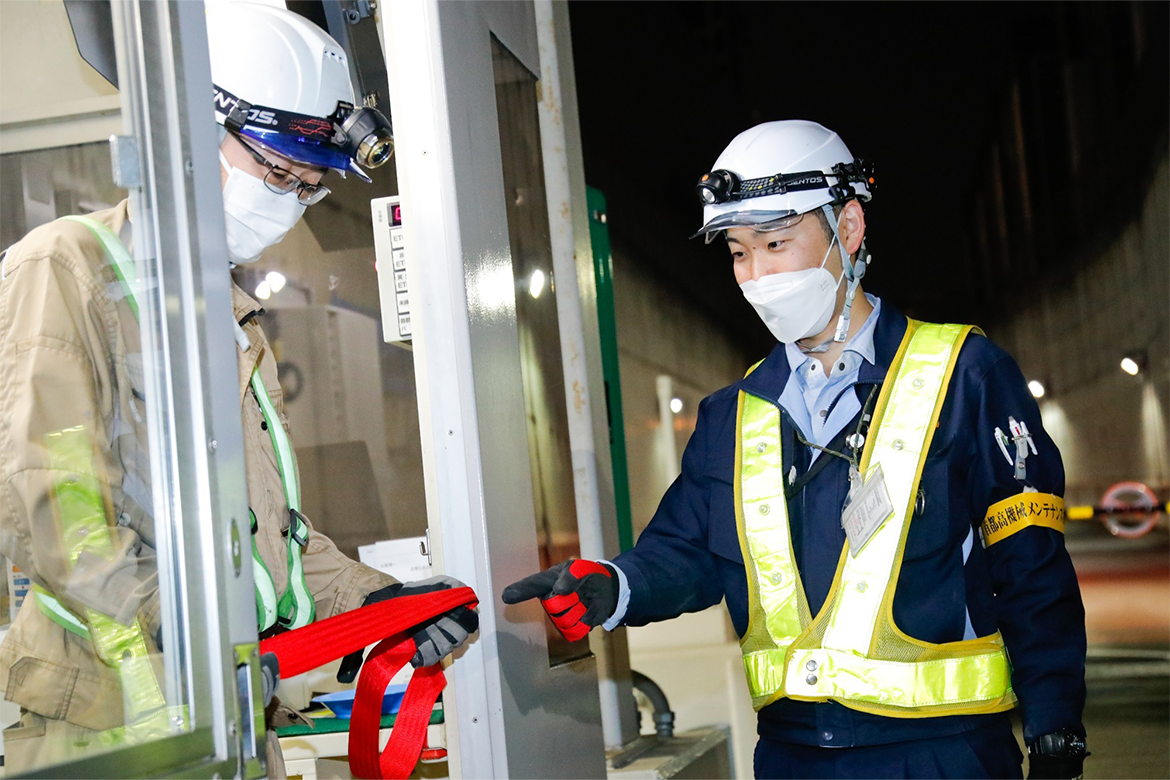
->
[420, 528, 432, 567]
[233, 643, 264, 775]
[108, 135, 142, 189]
[349, 0, 376, 22]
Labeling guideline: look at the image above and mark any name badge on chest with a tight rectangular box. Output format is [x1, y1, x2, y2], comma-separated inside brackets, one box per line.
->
[841, 463, 895, 556]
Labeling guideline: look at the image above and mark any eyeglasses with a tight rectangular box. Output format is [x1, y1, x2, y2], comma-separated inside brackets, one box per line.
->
[232, 133, 331, 205]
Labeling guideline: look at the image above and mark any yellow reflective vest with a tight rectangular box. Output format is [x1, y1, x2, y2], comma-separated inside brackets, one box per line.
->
[736, 320, 1018, 718]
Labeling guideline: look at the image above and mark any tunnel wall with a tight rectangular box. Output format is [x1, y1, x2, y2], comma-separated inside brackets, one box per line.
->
[609, 240, 753, 537]
[986, 152, 1170, 505]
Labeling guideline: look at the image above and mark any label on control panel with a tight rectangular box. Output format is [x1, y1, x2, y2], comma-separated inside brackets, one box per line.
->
[372, 196, 412, 344]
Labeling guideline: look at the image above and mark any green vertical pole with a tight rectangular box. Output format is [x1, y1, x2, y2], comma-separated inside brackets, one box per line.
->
[587, 186, 635, 552]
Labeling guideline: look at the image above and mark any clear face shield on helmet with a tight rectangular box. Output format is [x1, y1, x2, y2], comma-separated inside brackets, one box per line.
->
[689, 210, 807, 244]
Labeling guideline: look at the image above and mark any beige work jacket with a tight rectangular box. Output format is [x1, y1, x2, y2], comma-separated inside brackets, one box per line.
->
[0, 200, 395, 731]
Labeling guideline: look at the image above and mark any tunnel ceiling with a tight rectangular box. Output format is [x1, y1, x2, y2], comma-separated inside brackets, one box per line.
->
[569, 2, 1170, 356]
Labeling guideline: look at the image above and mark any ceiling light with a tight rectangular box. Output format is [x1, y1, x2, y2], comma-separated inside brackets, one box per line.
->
[1120, 357, 1140, 376]
[1027, 380, 1045, 399]
[265, 271, 287, 293]
[670, 397, 683, 414]
[254, 280, 272, 300]
[529, 269, 546, 299]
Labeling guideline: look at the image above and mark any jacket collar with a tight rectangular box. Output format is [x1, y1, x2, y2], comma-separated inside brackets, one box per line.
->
[739, 296, 909, 398]
[231, 282, 264, 324]
[859, 298, 908, 385]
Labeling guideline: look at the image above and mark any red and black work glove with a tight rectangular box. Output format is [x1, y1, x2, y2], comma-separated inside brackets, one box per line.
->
[336, 576, 480, 683]
[501, 559, 619, 642]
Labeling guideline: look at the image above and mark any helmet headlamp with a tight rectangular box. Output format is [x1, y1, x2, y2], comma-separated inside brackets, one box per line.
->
[696, 170, 740, 205]
[694, 160, 876, 208]
[214, 84, 394, 179]
[337, 104, 395, 169]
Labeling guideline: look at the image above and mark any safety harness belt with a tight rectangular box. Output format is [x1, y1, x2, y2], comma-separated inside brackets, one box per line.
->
[260, 587, 479, 780]
[60, 214, 314, 632]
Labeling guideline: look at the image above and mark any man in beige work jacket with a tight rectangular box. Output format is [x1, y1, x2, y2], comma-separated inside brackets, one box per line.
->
[0, 3, 475, 774]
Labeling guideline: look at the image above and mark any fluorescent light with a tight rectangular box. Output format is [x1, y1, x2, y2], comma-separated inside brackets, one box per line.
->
[529, 269, 546, 299]
[265, 271, 286, 293]
[1027, 380, 1045, 399]
[1121, 357, 1140, 376]
[254, 280, 272, 300]
[670, 397, 683, 414]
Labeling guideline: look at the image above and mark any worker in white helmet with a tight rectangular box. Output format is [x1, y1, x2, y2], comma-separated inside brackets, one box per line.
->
[0, 3, 474, 774]
[506, 121, 1087, 779]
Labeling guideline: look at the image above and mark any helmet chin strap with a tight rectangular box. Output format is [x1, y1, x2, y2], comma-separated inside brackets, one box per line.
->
[798, 204, 871, 355]
[822, 203, 869, 344]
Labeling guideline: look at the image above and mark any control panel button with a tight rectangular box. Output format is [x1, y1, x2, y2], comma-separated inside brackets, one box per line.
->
[372, 195, 411, 345]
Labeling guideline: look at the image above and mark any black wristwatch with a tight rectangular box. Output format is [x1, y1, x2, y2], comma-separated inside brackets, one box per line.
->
[1028, 730, 1088, 780]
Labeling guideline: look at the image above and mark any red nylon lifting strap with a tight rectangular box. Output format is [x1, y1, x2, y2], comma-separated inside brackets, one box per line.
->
[260, 587, 478, 779]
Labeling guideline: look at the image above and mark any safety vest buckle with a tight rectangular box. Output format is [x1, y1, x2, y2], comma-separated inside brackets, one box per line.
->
[288, 508, 310, 547]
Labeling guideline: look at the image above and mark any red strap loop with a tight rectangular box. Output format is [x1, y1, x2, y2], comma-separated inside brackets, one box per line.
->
[349, 636, 446, 779]
[260, 587, 478, 779]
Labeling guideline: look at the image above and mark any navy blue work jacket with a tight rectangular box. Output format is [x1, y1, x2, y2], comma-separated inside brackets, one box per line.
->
[612, 301, 1086, 748]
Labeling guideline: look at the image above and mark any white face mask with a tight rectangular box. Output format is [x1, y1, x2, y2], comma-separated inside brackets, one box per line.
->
[738, 230, 844, 344]
[220, 151, 306, 265]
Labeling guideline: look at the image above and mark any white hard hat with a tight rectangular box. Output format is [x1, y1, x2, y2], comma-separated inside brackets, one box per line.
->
[692, 120, 874, 242]
[206, 2, 393, 182]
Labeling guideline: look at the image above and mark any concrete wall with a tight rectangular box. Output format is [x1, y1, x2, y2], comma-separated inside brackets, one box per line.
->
[987, 152, 1170, 506]
[0, 1, 121, 154]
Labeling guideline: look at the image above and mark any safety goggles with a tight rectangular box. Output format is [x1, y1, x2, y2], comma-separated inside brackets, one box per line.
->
[232, 132, 331, 205]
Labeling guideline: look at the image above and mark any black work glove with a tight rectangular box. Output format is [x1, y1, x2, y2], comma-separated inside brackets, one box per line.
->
[336, 576, 479, 683]
[1027, 730, 1088, 780]
[501, 559, 619, 641]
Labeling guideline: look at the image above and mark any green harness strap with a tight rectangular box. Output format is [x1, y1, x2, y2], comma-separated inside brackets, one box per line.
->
[41, 215, 313, 636]
[248, 368, 314, 630]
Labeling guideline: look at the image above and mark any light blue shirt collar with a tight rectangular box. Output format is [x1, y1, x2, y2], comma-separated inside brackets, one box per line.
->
[784, 293, 880, 374]
[778, 294, 881, 455]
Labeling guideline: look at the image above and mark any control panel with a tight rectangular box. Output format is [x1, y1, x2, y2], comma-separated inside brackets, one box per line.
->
[371, 195, 411, 344]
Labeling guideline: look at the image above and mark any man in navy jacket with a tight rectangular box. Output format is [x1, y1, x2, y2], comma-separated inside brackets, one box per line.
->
[504, 121, 1087, 779]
